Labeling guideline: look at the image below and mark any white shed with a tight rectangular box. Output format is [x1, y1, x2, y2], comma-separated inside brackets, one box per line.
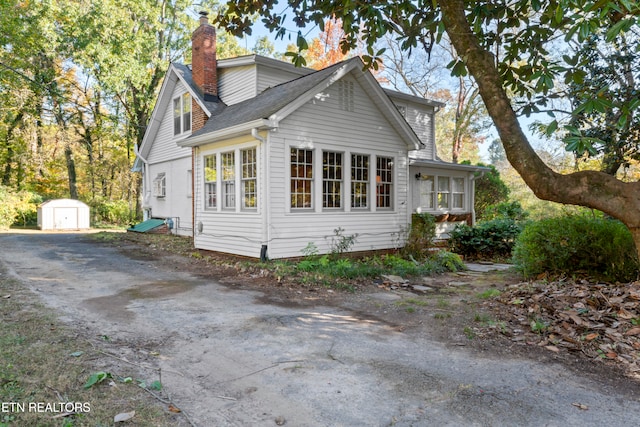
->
[37, 199, 90, 230]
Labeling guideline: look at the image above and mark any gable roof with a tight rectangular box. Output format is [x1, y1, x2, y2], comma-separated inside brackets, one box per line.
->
[178, 57, 424, 150]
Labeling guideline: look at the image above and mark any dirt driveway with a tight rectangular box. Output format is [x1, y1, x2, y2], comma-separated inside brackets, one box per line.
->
[1, 231, 639, 426]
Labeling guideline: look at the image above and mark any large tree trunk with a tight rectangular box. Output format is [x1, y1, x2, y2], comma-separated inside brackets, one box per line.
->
[439, 0, 640, 262]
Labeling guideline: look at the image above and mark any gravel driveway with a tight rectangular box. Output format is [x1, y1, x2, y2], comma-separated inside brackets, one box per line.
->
[1, 231, 639, 426]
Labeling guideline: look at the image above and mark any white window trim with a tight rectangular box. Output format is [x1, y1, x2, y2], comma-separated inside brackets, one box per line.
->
[289, 146, 315, 211]
[286, 144, 397, 215]
[173, 93, 192, 137]
[322, 150, 344, 211]
[153, 173, 166, 198]
[415, 172, 467, 213]
[201, 144, 260, 214]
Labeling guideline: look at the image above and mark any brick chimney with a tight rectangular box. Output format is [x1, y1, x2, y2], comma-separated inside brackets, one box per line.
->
[191, 11, 217, 101]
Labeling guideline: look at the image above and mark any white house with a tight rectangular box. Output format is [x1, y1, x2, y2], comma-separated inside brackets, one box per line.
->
[133, 12, 484, 259]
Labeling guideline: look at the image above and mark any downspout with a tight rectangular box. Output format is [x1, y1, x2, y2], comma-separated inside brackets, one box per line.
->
[134, 144, 151, 220]
[252, 128, 269, 261]
[469, 166, 487, 226]
[192, 147, 196, 239]
[431, 106, 441, 161]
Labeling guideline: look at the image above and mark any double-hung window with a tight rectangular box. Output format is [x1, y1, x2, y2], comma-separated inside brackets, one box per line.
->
[204, 155, 217, 209]
[153, 173, 166, 198]
[290, 148, 313, 209]
[437, 177, 450, 209]
[221, 151, 235, 209]
[322, 151, 342, 209]
[418, 175, 435, 209]
[351, 154, 369, 209]
[242, 148, 257, 209]
[173, 93, 191, 136]
[376, 156, 393, 209]
[452, 177, 465, 209]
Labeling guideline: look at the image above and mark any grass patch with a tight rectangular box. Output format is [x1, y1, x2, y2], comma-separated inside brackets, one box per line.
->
[476, 288, 502, 299]
[395, 297, 429, 313]
[0, 267, 186, 426]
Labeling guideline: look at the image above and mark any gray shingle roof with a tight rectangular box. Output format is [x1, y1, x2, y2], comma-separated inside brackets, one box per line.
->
[188, 58, 359, 138]
[173, 63, 226, 115]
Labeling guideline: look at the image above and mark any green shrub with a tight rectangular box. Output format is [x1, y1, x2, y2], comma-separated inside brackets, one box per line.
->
[0, 186, 42, 229]
[512, 215, 639, 281]
[402, 213, 436, 260]
[449, 218, 522, 260]
[91, 199, 133, 225]
[483, 200, 529, 222]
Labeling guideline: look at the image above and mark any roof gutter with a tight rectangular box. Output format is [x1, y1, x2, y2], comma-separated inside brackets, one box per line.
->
[177, 119, 275, 148]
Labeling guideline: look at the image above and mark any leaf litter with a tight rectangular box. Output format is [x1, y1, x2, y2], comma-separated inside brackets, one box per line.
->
[482, 278, 640, 378]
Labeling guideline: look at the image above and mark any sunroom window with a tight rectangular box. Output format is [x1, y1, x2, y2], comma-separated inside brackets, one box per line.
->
[290, 148, 313, 209]
[351, 154, 369, 209]
[322, 151, 342, 209]
[242, 148, 257, 209]
[204, 155, 217, 209]
[221, 151, 235, 209]
[376, 156, 393, 209]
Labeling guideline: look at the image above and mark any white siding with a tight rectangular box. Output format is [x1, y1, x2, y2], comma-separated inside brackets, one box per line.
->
[147, 80, 194, 164]
[146, 156, 193, 236]
[256, 64, 305, 94]
[192, 136, 265, 258]
[404, 101, 436, 160]
[218, 65, 258, 105]
[266, 75, 411, 259]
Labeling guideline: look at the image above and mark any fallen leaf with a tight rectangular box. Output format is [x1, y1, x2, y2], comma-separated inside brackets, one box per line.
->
[545, 345, 560, 353]
[2, 294, 10, 299]
[114, 411, 135, 422]
[168, 404, 181, 413]
[572, 402, 588, 410]
[624, 327, 640, 336]
[584, 333, 599, 341]
[69, 351, 84, 357]
[606, 352, 618, 359]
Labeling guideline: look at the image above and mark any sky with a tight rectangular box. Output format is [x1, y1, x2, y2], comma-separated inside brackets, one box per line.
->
[233, 16, 554, 164]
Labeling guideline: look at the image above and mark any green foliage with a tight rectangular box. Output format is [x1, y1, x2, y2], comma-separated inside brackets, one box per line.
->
[470, 163, 510, 221]
[329, 227, 358, 255]
[83, 371, 112, 389]
[482, 200, 529, 222]
[291, 249, 463, 289]
[0, 186, 41, 229]
[402, 213, 436, 260]
[512, 215, 639, 282]
[449, 218, 523, 260]
[91, 199, 134, 226]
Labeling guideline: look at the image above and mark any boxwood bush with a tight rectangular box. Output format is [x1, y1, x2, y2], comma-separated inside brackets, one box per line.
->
[512, 215, 639, 282]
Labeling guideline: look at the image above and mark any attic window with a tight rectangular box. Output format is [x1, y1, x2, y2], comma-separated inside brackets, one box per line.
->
[153, 173, 166, 198]
[173, 93, 192, 136]
[338, 80, 354, 112]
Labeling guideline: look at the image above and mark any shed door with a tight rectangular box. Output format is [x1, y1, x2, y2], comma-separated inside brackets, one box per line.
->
[53, 207, 78, 229]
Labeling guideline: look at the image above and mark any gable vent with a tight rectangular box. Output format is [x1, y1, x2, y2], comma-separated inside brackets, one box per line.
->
[338, 80, 354, 112]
